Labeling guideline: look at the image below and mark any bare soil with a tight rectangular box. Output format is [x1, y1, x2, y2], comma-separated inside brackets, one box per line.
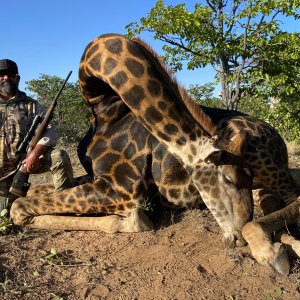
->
[1, 143, 300, 300]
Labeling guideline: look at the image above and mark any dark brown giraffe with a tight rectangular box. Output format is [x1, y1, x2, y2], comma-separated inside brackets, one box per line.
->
[11, 34, 300, 275]
[10, 34, 253, 249]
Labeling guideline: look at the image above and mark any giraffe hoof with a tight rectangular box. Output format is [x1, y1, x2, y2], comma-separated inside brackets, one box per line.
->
[268, 243, 290, 276]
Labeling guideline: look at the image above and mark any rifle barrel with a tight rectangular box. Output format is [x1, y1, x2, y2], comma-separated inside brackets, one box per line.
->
[53, 71, 72, 102]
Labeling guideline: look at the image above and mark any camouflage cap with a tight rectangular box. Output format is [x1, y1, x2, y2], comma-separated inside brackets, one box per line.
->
[0, 59, 18, 74]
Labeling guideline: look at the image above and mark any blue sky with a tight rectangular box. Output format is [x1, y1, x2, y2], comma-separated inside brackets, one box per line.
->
[2, 0, 299, 93]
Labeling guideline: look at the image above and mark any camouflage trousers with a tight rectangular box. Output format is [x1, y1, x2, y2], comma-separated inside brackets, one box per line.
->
[0, 148, 74, 211]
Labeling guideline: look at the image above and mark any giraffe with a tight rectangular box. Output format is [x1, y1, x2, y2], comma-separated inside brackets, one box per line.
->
[9, 33, 300, 274]
[10, 33, 253, 249]
[24, 101, 300, 275]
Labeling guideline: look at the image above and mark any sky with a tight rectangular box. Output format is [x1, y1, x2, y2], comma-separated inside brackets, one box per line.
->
[2, 0, 299, 93]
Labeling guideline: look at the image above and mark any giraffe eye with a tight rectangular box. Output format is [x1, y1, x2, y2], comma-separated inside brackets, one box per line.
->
[223, 175, 234, 185]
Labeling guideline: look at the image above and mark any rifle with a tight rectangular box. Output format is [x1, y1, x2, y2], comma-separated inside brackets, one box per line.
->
[9, 71, 72, 197]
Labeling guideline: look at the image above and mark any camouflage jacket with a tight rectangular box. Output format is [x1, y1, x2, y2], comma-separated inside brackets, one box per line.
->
[0, 91, 57, 179]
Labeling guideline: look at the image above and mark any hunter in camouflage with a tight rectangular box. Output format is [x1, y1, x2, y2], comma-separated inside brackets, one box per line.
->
[0, 59, 74, 211]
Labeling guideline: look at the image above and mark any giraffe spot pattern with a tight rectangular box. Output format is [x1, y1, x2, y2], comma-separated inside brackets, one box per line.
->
[169, 188, 181, 199]
[147, 79, 161, 97]
[125, 58, 145, 78]
[118, 204, 125, 211]
[164, 124, 178, 136]
[132, 155, 147, 172]
[164, 166, 189, 185]
[126, 202, 135, 209]
[117, 191, 131, 201]
[144, 107, 163, 125]
[190, 144, 197, 156]
[158, 101, 167, 111]
[104, 57, 118, 75]
[90, 57, 101, 73]
[111, 134, 129, 151]
[89, 139, 107, 160]
[176, 136, 187, 146]
[86, 43, 99, 60]
[110, 71, 128, 89]
[124, 143, 137, 159]
[104, 38, 123, 54]
[95, 153, 121, 173]
[115, 163, 140, 193]
[157, 131, 172, 142]
[153, 143, 165, 160]
[123, 85, 145, 110]
[127, 41, 146, 60]
[152, 162, 162, 181]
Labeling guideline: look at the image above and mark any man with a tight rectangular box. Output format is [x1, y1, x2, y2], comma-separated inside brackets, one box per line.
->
[0, 59, 74, 211]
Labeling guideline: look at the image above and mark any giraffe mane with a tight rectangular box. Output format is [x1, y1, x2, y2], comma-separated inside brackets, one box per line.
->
[132, 37, 216, 136]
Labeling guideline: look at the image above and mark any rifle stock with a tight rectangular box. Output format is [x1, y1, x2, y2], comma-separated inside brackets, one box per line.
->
[9, 71, 72, 197]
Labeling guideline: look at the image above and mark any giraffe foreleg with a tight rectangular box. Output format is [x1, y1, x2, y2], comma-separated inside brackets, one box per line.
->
[242, 197, 300, 275]
[13, 208, 153, 233]
[10, 179, 153, 233]
[253, 188, 300, 262]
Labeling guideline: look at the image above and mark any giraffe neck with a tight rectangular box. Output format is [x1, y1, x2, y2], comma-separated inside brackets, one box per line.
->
[79, 34, 218, 166]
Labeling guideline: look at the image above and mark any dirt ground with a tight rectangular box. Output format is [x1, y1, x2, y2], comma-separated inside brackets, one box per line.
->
[1, 143, 300, 300]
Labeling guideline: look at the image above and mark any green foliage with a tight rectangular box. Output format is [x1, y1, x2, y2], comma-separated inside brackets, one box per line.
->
[46, 248, 62, 266]
[127, 0, 300, 110]
[188, 83, 224, 108]
[25, 74, 89, 144]
[237, 95, 271, 120]
[0, 209, 13, 235]
[267, 102, 300, 141]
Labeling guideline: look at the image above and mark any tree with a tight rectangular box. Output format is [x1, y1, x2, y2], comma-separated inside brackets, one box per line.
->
[188, 82, 223, 108]
[126, 0, 300, 110]
[25, 74, 89, 143]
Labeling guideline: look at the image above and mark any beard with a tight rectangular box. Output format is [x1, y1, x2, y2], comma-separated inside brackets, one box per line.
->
[0, 81, 18, 97]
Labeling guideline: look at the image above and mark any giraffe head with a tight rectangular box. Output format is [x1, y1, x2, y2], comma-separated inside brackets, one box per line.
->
[193, 141, 254, 247]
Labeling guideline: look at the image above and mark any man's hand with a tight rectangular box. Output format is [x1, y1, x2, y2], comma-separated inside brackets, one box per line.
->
[22, 144, 51, 173]
[22, 151, 40, 173]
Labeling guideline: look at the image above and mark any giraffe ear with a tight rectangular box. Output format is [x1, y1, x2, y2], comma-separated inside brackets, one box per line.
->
[216, 131, 249, 157]
[204, 149, 222, 164]
[227, 131, 249, 156]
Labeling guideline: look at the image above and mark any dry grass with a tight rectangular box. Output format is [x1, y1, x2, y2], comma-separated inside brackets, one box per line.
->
[287, 141, 300, 186]
[287, 140, 300, 168]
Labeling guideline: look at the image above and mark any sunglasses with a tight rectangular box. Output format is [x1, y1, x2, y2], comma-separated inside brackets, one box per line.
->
[0, 72, 18, 78]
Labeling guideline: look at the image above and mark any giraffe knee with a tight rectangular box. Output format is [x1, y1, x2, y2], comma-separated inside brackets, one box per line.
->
[10, 198, 32, 226]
